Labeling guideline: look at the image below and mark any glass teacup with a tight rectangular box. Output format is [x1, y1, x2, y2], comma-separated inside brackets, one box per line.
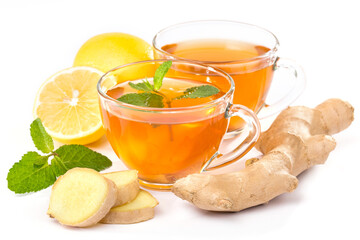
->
[153, 20, 306, 137]
[97, 59, 260, 190]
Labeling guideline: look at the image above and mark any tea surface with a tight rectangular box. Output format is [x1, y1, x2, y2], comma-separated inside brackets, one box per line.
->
[162, 39, 269, 62]
[107, 77, 226, 108]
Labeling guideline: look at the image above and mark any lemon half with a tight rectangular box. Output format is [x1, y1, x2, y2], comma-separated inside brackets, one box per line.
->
[33, 67, 105, 145]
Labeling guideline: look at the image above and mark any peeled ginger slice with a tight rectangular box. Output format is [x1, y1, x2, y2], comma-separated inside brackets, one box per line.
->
[47, 168, 117, 227]
[101, 190, 158, 224]
[102, 170, 139, 206]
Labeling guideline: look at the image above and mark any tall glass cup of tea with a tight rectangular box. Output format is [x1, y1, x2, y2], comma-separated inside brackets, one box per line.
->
[153, 20, 305, 137]
[97, 60, 260, 190]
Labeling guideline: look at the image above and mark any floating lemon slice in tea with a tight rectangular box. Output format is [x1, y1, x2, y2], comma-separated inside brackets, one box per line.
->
[33, 67, 105, 145]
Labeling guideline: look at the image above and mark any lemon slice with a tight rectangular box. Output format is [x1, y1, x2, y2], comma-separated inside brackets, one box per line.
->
[33, 67, 105, 145]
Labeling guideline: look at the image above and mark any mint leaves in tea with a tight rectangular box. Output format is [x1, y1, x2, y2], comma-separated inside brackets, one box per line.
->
[107, 61, 223, 108]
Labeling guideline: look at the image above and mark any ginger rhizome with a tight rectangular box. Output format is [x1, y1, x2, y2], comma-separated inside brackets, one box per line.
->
[172, 99, 354, 212]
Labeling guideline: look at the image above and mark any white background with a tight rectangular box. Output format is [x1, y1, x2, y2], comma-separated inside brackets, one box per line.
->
[1, 0, 359, 239]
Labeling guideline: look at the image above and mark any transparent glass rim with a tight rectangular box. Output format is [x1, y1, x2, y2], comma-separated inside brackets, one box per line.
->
[97, 59, 235, 113]
[152, 20, 280, 65]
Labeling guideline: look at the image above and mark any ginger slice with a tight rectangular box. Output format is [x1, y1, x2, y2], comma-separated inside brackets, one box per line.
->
[47, 168, 117, 227]
[101, 190, 158, 224]
[102, 170, 140, 206]
[172, 99, 354, 212]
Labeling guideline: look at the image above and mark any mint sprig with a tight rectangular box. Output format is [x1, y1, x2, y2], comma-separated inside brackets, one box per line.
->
[116, 61, 221, 108]
[7, 118, 112, 194]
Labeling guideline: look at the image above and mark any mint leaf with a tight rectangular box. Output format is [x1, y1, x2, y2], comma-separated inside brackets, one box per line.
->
[120, 61, 171, 108]
[7, 152, 55, 194]
[118, 92, 164, 108]
[30, 118, 54, 153]
[52, 144, 112, 176]
[129, 80, 154, 92]
[153, 61, 172, 90]
[175, 85, 220, 99]
[7, 118, 113, 194]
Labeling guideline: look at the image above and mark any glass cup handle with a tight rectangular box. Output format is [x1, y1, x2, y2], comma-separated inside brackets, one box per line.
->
[257, 57, 306, 119]
[201, 104, 261, 172]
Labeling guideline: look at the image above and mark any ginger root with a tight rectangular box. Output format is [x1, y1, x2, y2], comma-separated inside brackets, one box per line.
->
[172, 99, 354, 212]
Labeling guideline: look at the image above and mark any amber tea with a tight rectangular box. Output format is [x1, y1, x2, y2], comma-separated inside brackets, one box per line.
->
[103, 77, 228, 185]
[160, 39, 274, 132]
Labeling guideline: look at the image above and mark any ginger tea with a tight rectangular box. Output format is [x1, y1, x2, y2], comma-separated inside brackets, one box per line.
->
[101, 77, 228, 185]
[160, 39, 274, 131]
